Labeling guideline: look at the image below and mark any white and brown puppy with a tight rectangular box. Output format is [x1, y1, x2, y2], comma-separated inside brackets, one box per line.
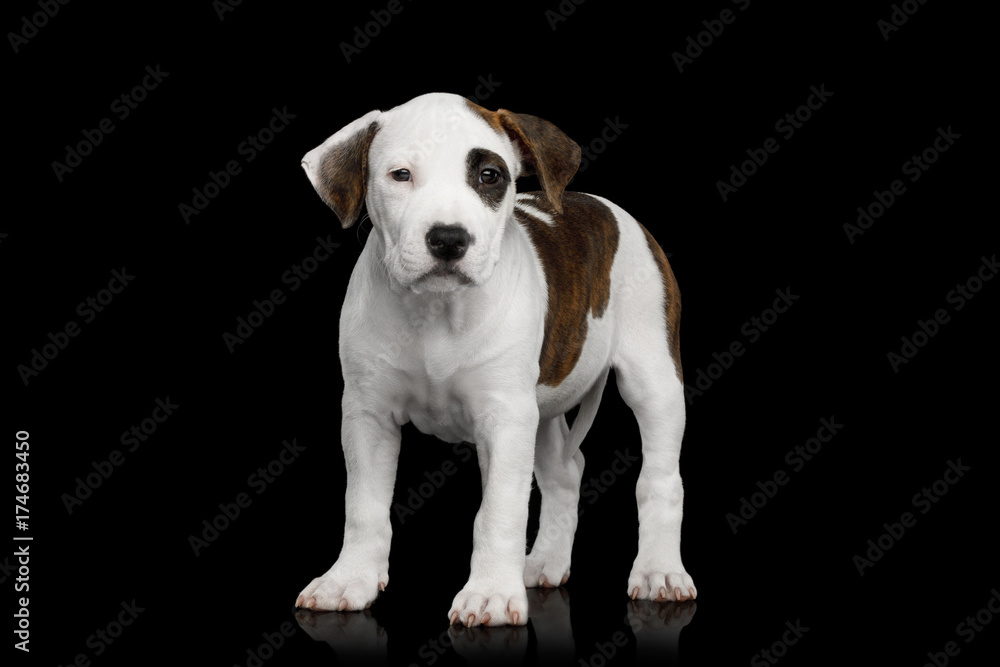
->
[295, 93, 695, 626]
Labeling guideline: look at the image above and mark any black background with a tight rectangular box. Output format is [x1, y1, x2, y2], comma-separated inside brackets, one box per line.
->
[6, 1, 996, 665]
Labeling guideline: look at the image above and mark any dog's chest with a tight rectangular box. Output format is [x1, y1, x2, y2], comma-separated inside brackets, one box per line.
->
[398, 349, 484, 443]
[386, 299, 498, 443]
[405, 379, 474, 443]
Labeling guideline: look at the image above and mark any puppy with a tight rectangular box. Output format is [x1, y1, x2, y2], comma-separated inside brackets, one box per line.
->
[295, 93, 695, 626]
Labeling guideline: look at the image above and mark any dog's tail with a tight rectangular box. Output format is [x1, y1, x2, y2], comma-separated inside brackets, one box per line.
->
[564, 368, 611, 452]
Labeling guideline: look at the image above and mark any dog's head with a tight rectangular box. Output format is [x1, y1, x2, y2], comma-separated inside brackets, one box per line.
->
[301, 93, 580, 293]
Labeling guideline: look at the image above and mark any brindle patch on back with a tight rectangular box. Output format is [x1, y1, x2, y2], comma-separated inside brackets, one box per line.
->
[515, 192, 619, 386]
[638, 223, 683, 383]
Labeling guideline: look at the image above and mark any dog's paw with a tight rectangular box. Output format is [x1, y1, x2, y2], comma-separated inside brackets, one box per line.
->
[295, 563, 388, 611]
[627, 568, 696, 602]
[448, 578, 529, 627]
[523, 549, 571, 588]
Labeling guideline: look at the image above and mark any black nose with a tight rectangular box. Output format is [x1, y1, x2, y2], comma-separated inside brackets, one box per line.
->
[426, 224, 471, 261]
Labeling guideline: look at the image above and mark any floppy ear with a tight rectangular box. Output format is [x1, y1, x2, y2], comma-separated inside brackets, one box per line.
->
[494, 108, 581, 214]
[301, 109, 382, 228]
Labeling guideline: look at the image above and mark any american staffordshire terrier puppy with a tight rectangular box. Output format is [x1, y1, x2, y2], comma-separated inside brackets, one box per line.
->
[295, 93, 695, 626]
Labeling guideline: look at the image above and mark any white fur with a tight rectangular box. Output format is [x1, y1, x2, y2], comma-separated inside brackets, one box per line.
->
[296, 93, 695, 626]
[515, 193, 556, 226]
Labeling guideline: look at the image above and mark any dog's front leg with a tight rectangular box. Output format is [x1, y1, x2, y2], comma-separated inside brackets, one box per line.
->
[449, 396, 538, 627]
[296, 407, 401, 611]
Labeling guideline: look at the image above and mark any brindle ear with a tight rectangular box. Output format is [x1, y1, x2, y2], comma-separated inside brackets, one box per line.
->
[301, 110, 382, 228]
[494, 109, 581, 214]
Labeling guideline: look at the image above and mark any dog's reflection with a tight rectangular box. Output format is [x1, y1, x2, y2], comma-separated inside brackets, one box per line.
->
[294, 607, 386, 662]
[295, 587, 696, 665]
[627, 597, 697, 664]
[446, 619, 529, 665]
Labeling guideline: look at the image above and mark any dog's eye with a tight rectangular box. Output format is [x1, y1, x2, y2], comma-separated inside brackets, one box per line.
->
[391, 169, 411, 182]
[479, 168, 500, 185]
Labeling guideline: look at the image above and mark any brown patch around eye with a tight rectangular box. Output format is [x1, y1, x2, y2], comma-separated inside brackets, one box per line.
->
[515, 192, 619, 387]
[638, 223, 683, 383]
[466, 148, 509, 210]
[317, 121, 380, 228]
[464, 99, 580, 214]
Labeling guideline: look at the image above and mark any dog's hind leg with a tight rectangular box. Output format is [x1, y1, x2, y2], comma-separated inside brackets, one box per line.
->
[524, 369, 609, 588]
[616, 358, 695, 601]
[611, 228, 696, 602]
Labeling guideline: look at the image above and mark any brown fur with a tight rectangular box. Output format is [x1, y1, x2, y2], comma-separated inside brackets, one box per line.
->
[638, 224, 683, 383]
[465, 148, 510, 210]
[465, 100, 580, 214]
[317, 121, 380, 228]
[515, 192, 619, 387]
